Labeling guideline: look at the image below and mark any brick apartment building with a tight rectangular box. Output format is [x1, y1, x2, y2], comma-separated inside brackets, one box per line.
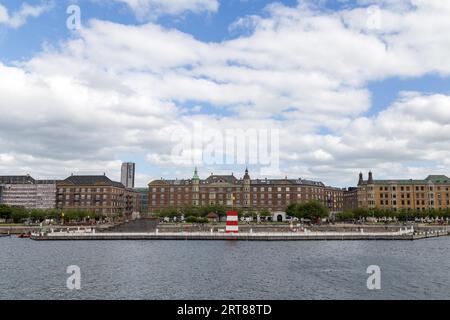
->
[56, 175, 140, 217]
[357, 172, 450, 211]
[344, 187, 358, 211]
[148, 168, 344, 215]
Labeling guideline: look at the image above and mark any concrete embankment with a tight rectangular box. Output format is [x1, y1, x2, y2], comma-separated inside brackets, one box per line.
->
[0, 226, 40, 235]
[31, 233, 417, 241]
[0, 225, 111, 235]
[30, 227, 450, 241]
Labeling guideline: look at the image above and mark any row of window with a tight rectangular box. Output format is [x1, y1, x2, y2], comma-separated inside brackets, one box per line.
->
[379, 193, 450, 199]
[152, 193, 343, 201]
[375, 186, 450, 192]
[150, 199, 343, 207]
[57, 201, 124, 207]
[57, 188, 122, 193]
[150, 186, 339, 193]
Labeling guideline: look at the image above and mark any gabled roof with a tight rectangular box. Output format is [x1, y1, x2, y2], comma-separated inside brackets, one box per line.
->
[59, 175, 125, 188]
[204, 175, 239, 184]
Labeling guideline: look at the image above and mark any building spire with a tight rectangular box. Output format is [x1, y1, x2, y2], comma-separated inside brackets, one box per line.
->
[358, 172, 363, 186]
[244, 167, 250, 180]
[368, 171, 374, 184]
[193, 167, 199, 180]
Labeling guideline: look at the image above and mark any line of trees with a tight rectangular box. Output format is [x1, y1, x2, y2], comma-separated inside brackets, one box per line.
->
[0, 204, 101, 223]
[285, 201, 330, 222]
[336, 208, 450, 222]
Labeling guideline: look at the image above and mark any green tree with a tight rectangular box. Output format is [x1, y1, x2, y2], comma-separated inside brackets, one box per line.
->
[295, 201, 330, 221]
[259, 209, 272, 221]
[11, 207, 29, 223]
[336, 210, 355, 222]
[0, 204, 13, 220]
[285, 204, 297, 217]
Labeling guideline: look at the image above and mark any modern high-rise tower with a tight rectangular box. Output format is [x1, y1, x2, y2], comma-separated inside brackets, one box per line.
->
[121, 162, 135, 188]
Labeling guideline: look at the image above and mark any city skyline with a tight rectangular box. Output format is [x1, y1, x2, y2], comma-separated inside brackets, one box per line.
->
[1, 0, 450, 188]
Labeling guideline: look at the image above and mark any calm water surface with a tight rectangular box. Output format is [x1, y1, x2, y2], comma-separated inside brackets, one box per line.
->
[1, 237, 449, 300]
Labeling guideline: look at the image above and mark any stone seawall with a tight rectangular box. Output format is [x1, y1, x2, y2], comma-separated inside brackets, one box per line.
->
[31, 230, 444, 242]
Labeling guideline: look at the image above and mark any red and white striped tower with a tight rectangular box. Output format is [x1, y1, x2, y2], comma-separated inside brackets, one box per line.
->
[226, 211, 239, 234]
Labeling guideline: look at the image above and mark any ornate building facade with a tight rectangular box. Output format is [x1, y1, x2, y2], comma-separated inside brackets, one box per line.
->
[148, 169, 344, 214]
[357, 172, 450, 211]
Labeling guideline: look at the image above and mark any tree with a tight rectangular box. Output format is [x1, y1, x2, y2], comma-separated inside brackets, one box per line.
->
[289, 201, 330, 222]
[11, 207, 29, 223]
[336, 210, 355, 222]
[285, 204, 297, 217]
[0, 204, 13, 221]
[259, 209, 272, 221]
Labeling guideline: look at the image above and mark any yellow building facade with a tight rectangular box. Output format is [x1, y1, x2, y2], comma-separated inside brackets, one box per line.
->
[358, 172, 450, 211]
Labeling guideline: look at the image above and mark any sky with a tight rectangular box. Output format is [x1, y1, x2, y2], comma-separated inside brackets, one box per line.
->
[1, 0, 450, 188]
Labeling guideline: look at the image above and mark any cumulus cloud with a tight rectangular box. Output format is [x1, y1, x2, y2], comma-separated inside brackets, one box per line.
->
[109, 0, 219, 20]
[0, 2, 52, 28]
[1, 0, 450, 186]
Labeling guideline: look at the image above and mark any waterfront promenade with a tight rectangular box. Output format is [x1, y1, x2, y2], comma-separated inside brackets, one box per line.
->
[30, 227, 449, 241]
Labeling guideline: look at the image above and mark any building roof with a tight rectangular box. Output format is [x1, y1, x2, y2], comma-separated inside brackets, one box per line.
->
[0, 175, 36, 184]
[251, 178, 325, 187]
[149, 174, 327, 187]
[59, 175, 125, 188]
[204, 175, 239, 184]
[360, 175, 450, 186]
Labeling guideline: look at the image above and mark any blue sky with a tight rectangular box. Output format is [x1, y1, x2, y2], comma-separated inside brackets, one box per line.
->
[1, 0, 450, 187]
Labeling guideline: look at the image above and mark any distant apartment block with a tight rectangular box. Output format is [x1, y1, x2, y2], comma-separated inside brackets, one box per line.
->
[57, 175, 140, 216]
[121, 162, 135, 188]
[0, 175, 57, 209]
[357, 172, 450, 211]
[344, 187, 358, 211]
[148, 168, 344, 214]
[134, 188, 149, 214]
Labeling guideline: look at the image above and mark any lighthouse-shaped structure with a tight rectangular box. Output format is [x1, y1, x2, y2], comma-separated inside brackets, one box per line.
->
[226, 210, 239, 234]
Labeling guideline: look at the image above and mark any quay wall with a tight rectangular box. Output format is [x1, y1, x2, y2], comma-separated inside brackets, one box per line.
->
[31, 232, 424, 241]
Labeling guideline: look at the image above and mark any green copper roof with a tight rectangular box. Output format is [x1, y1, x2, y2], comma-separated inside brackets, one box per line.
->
[192, 167, 199, 180]
[425, 175, 450, 184]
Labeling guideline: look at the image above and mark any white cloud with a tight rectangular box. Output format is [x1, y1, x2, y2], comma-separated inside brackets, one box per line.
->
[2, 1, 450, 186]
[0, 2, 52, 29]
[110, 0, 219, 20]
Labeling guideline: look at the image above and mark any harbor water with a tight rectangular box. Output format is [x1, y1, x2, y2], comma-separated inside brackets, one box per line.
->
[1, 236, 449, 300]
